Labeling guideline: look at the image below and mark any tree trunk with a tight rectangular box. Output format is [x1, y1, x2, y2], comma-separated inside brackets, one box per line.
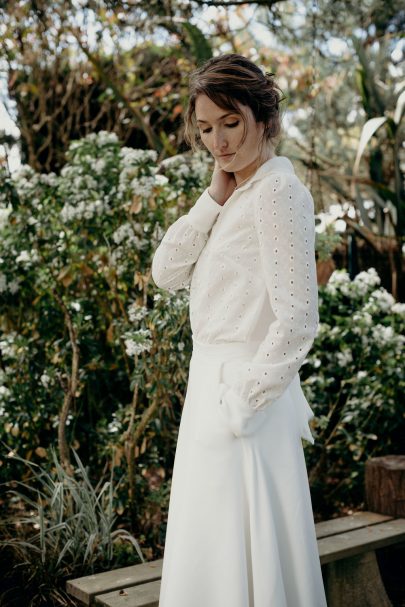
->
[365, 455, 405, 517]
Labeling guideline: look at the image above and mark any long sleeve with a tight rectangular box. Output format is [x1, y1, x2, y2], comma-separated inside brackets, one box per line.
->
[218, 172, 319, 437]
[151, 187, 222, 291]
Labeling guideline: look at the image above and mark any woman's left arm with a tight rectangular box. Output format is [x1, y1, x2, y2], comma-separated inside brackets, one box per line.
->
[218, 172, 319, 437]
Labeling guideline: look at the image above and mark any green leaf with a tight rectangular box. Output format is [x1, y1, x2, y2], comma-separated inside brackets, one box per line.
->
[352, 116, 387, 177]
[181, 22, 212, 65]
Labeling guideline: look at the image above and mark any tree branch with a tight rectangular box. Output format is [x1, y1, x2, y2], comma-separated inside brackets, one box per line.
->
[191, 0, 283, 5]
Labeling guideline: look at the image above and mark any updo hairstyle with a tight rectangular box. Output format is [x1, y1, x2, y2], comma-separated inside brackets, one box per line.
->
[183, 53, 285, 156]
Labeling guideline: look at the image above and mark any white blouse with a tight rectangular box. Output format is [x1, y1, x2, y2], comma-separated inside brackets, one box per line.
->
[151, 155, 319, 434]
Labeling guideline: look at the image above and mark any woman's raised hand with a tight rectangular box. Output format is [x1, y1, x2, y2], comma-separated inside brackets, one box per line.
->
[208, 159, 237, 206]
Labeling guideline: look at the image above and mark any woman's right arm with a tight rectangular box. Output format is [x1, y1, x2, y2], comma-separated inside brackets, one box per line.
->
[151, 187, 223, 291]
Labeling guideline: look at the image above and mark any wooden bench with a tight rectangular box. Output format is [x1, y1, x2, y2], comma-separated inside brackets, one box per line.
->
[66, 510, 405, 606]
[66, 559, 163, 606]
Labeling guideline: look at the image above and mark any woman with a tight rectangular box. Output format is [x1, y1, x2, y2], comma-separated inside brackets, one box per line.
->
[151, 53, 327, 607]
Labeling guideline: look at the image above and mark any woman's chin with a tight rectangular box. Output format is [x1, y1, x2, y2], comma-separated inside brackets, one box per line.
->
[217, 154, 235, 168]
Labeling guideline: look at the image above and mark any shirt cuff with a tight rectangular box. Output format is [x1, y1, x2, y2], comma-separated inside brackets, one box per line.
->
[218, 382, 266, 438]
[186, 188, 223, 233]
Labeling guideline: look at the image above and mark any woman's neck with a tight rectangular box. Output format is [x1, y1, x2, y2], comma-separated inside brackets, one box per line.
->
[234, 150, 275, 189]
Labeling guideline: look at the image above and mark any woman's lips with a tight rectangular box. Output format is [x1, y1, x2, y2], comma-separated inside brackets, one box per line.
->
[219, 153, 235, 158]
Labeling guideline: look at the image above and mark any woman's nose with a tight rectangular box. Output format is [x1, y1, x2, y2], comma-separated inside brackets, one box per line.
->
[213, 130, 228, 152]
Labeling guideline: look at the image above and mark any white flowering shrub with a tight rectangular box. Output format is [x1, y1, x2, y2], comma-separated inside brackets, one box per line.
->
[301, 267, 405, 513]
[0, 131, 212, 557]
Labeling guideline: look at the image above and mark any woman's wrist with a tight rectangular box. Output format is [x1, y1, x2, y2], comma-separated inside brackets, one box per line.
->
[207, 187, 223, 205]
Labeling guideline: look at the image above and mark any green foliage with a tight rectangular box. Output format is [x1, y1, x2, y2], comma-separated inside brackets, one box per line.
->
[301, 267, 405, 513]
[0, 446, 143, 605]
[0, 131, 212, 551]
[314, 225, 343, 262]
[180, 22, 213, 65]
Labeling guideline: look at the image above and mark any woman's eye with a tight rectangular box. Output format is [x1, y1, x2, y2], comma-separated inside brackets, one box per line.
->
[201, 121, 239, 134]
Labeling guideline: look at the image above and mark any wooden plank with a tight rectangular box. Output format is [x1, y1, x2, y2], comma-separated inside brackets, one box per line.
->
[95, 579, 161, 607]
[66, 559, 163, 606]
[318, 517, 405, 564]
[315, 511, 394, 539]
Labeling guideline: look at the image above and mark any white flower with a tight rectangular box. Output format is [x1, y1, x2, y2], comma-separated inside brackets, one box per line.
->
[0, 205, 12, 231]
[128, 303, 148, 324]
[357, 370, 367, 379]
[92, 158, 107, 174]
[60, 204, 76, 222]
[155, 174, 169, 186]
[8, 278, 21, 294]
[316, 322, 330, 336]
[71, 302, 81, 312]
[177, 163, 191, 177]
[336, 350, 353, 366]
[0, 336, 18, 358]
[352, 311, 373, 326]
[16, 250, 31, 264]
[108, 419, 121, 433]
[392, 302, 405, 315]
[0, 385, 11, 400]
[124, 337, 151, 357]
[60, 197, 109, 223]
[371, 324, 395, 346]
[354, 267, 381, 290]
[160, 154, 184, 168]
[97, 130, 118, 144]
[40, 373, 51, 388]
[112, 223, 134, 245]
[315, 204, 344, 234]
[369, 288, 395, 312]
[130, 176, 155, 198]
[124, 329, 152, 357]
[326, 269, 351, 295]
[120, 148, 158, 165]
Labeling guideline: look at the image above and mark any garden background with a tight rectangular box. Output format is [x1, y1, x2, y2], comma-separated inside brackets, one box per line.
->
[0, 0, 404, 605]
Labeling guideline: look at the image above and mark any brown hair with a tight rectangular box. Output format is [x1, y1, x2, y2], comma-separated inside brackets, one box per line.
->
[183, 53, 286, 155]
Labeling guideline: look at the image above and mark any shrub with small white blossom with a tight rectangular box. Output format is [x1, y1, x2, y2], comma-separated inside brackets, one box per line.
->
[0, 131, 212, 557]
[302, 267, 405, 514]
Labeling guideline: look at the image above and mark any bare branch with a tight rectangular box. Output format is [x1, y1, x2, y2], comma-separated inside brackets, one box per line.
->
[191, 0, 283, 5]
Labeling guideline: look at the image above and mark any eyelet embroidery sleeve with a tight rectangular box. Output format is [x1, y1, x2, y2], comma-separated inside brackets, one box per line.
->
[151, 188, 222, 291]
[219, 172, 319, 431]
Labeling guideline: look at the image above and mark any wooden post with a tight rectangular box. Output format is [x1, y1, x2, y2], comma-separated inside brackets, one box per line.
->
[365, 455, 405, 517]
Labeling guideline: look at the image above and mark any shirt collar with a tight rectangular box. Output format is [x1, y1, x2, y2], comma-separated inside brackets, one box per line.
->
[234, 155, 295, 194]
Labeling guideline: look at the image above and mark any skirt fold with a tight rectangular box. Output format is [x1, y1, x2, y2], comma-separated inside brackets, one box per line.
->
[158, 338, 327, 607]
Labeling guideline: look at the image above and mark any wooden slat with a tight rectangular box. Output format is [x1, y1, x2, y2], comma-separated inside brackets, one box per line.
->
[66, 513, 405, 605]
[95, 579, 161, 607]
[318, 517, 405, 564]
[315, 511, 394, 539]
[66, 559, 163, 606]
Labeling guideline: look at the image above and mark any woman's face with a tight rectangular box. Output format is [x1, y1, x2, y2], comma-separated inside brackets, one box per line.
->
[195, 94, 265, 172]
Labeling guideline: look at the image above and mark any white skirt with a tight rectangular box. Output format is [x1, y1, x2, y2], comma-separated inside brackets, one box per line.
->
[158, 337, 328, 607]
